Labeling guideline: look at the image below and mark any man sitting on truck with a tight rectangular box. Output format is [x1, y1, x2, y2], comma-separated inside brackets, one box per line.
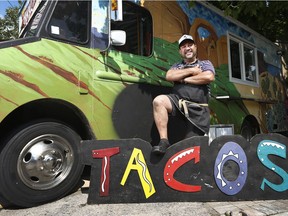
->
[152, 34, 215, 155]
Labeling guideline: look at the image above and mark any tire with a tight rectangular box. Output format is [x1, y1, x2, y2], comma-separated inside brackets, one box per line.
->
[0, 121, 84, 207]
[0, 193, 13, 208]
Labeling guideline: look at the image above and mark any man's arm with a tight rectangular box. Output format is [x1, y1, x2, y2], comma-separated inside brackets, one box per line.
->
[183, 70, 215, 85]
[166, 66, 202, 82]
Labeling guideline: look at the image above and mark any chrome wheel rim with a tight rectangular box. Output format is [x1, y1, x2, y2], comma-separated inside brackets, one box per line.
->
[17, 134, 74, 190]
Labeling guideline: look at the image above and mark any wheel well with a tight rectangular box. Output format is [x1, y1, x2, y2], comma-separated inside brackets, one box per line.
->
[0, 99, 94, 144]
[241, 115, 260, 132]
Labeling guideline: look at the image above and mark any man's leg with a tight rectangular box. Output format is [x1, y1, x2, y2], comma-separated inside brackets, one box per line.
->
[152, 95, 173, 154]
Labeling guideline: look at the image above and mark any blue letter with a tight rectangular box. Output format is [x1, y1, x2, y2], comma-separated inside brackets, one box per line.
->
[257, 140, 288, 192]
[214, 141, 248, 195]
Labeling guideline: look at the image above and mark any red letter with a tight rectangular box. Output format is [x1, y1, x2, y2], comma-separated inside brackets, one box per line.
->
[164, 146, 201, 192]
[92, 147, 120, 196]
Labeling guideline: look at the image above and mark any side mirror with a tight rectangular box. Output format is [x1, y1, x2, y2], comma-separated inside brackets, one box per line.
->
[111, 30, 126, 46]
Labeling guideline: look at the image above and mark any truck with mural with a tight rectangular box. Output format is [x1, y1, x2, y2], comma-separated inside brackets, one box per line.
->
[0, 0, 287, 208]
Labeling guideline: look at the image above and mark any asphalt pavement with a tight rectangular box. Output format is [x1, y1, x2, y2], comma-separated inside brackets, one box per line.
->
[1, 180, 288, 216]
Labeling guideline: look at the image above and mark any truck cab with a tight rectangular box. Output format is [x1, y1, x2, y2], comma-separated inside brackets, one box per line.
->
[19, 0, 152, 54]
[0, 0, 176, 208]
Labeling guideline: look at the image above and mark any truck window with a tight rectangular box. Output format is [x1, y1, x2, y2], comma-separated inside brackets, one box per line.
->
[21, 1, 48, 37]
[243, 45, 257, 82]
[229, 35, 258, 85]
[47, 1, 89, 44]
[111, 1, 152, 56]
[230, 39, 242, 80]
[91, 0, 109, 50]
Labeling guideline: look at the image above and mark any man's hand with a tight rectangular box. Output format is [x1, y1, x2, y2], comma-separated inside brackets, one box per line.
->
[186, 65, 202, 76]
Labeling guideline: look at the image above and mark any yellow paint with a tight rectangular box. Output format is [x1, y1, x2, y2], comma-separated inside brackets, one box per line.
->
[144, 2, 190, 43]
[234, 83, 262, 99]
[120, 148, 155, 198]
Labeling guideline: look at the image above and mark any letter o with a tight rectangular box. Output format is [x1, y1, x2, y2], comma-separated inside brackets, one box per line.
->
[214, 141, 247, 195]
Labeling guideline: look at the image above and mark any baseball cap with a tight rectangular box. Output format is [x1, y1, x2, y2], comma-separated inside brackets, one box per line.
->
[178, 34, 194, 47]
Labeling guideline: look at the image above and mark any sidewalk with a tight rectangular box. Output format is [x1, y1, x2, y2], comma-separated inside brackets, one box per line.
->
[1, 180, 288, 215]
[1, 189, 288, 216]
[204, 199, 288, 216]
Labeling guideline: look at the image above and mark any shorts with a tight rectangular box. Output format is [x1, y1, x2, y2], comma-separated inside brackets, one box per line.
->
[167, 94, 210, 135]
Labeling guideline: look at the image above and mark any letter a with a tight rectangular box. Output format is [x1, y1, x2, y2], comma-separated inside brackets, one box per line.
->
[120, 148, 155, 198]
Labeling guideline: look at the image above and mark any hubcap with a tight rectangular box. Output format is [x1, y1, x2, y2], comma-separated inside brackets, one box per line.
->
[17, 134, 74, 190]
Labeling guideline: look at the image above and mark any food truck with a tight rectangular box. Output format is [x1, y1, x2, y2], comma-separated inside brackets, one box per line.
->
[0, 0, 287, 207]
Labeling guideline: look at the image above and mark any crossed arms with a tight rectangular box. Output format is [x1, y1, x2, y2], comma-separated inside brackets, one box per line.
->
[166, 65, 215, 85]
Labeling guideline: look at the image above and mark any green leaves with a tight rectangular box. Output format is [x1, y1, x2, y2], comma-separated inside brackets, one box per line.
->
[0, 1, 22, 41]
[209, 0, 288, 43]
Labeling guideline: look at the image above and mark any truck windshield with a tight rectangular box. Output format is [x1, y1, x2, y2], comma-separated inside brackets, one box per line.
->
[20, 1, 47, 37]
[47, 1, 89, 44]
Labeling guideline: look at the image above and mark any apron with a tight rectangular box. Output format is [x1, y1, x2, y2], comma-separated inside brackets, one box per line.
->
[168, 82, 210, 135]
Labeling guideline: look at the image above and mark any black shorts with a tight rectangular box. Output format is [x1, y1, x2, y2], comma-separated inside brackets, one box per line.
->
[167, 94, 180, 116]
[167, 94, 210, 135]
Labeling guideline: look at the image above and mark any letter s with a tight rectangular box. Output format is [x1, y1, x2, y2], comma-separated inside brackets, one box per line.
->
[257, 140, 288, 192]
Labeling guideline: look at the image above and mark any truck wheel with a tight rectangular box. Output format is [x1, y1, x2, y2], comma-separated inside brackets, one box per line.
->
[0, 121, 84, 207]
[0, 194, 12, 208]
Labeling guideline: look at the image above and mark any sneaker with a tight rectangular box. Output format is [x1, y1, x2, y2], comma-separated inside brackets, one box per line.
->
[152, 139, 170, 155]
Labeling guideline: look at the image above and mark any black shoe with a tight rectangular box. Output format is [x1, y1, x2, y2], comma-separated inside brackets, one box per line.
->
[152, 139, 170, 155]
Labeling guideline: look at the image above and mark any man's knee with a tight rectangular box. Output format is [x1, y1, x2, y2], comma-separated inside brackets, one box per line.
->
[153, 95, 172, 112]
[153, 95, 167, 107]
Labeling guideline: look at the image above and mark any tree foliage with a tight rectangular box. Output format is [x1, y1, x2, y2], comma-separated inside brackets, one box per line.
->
[208, 0, 288, 79]
[0, 1, 23, 41]
[208, 1, 288, 43]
